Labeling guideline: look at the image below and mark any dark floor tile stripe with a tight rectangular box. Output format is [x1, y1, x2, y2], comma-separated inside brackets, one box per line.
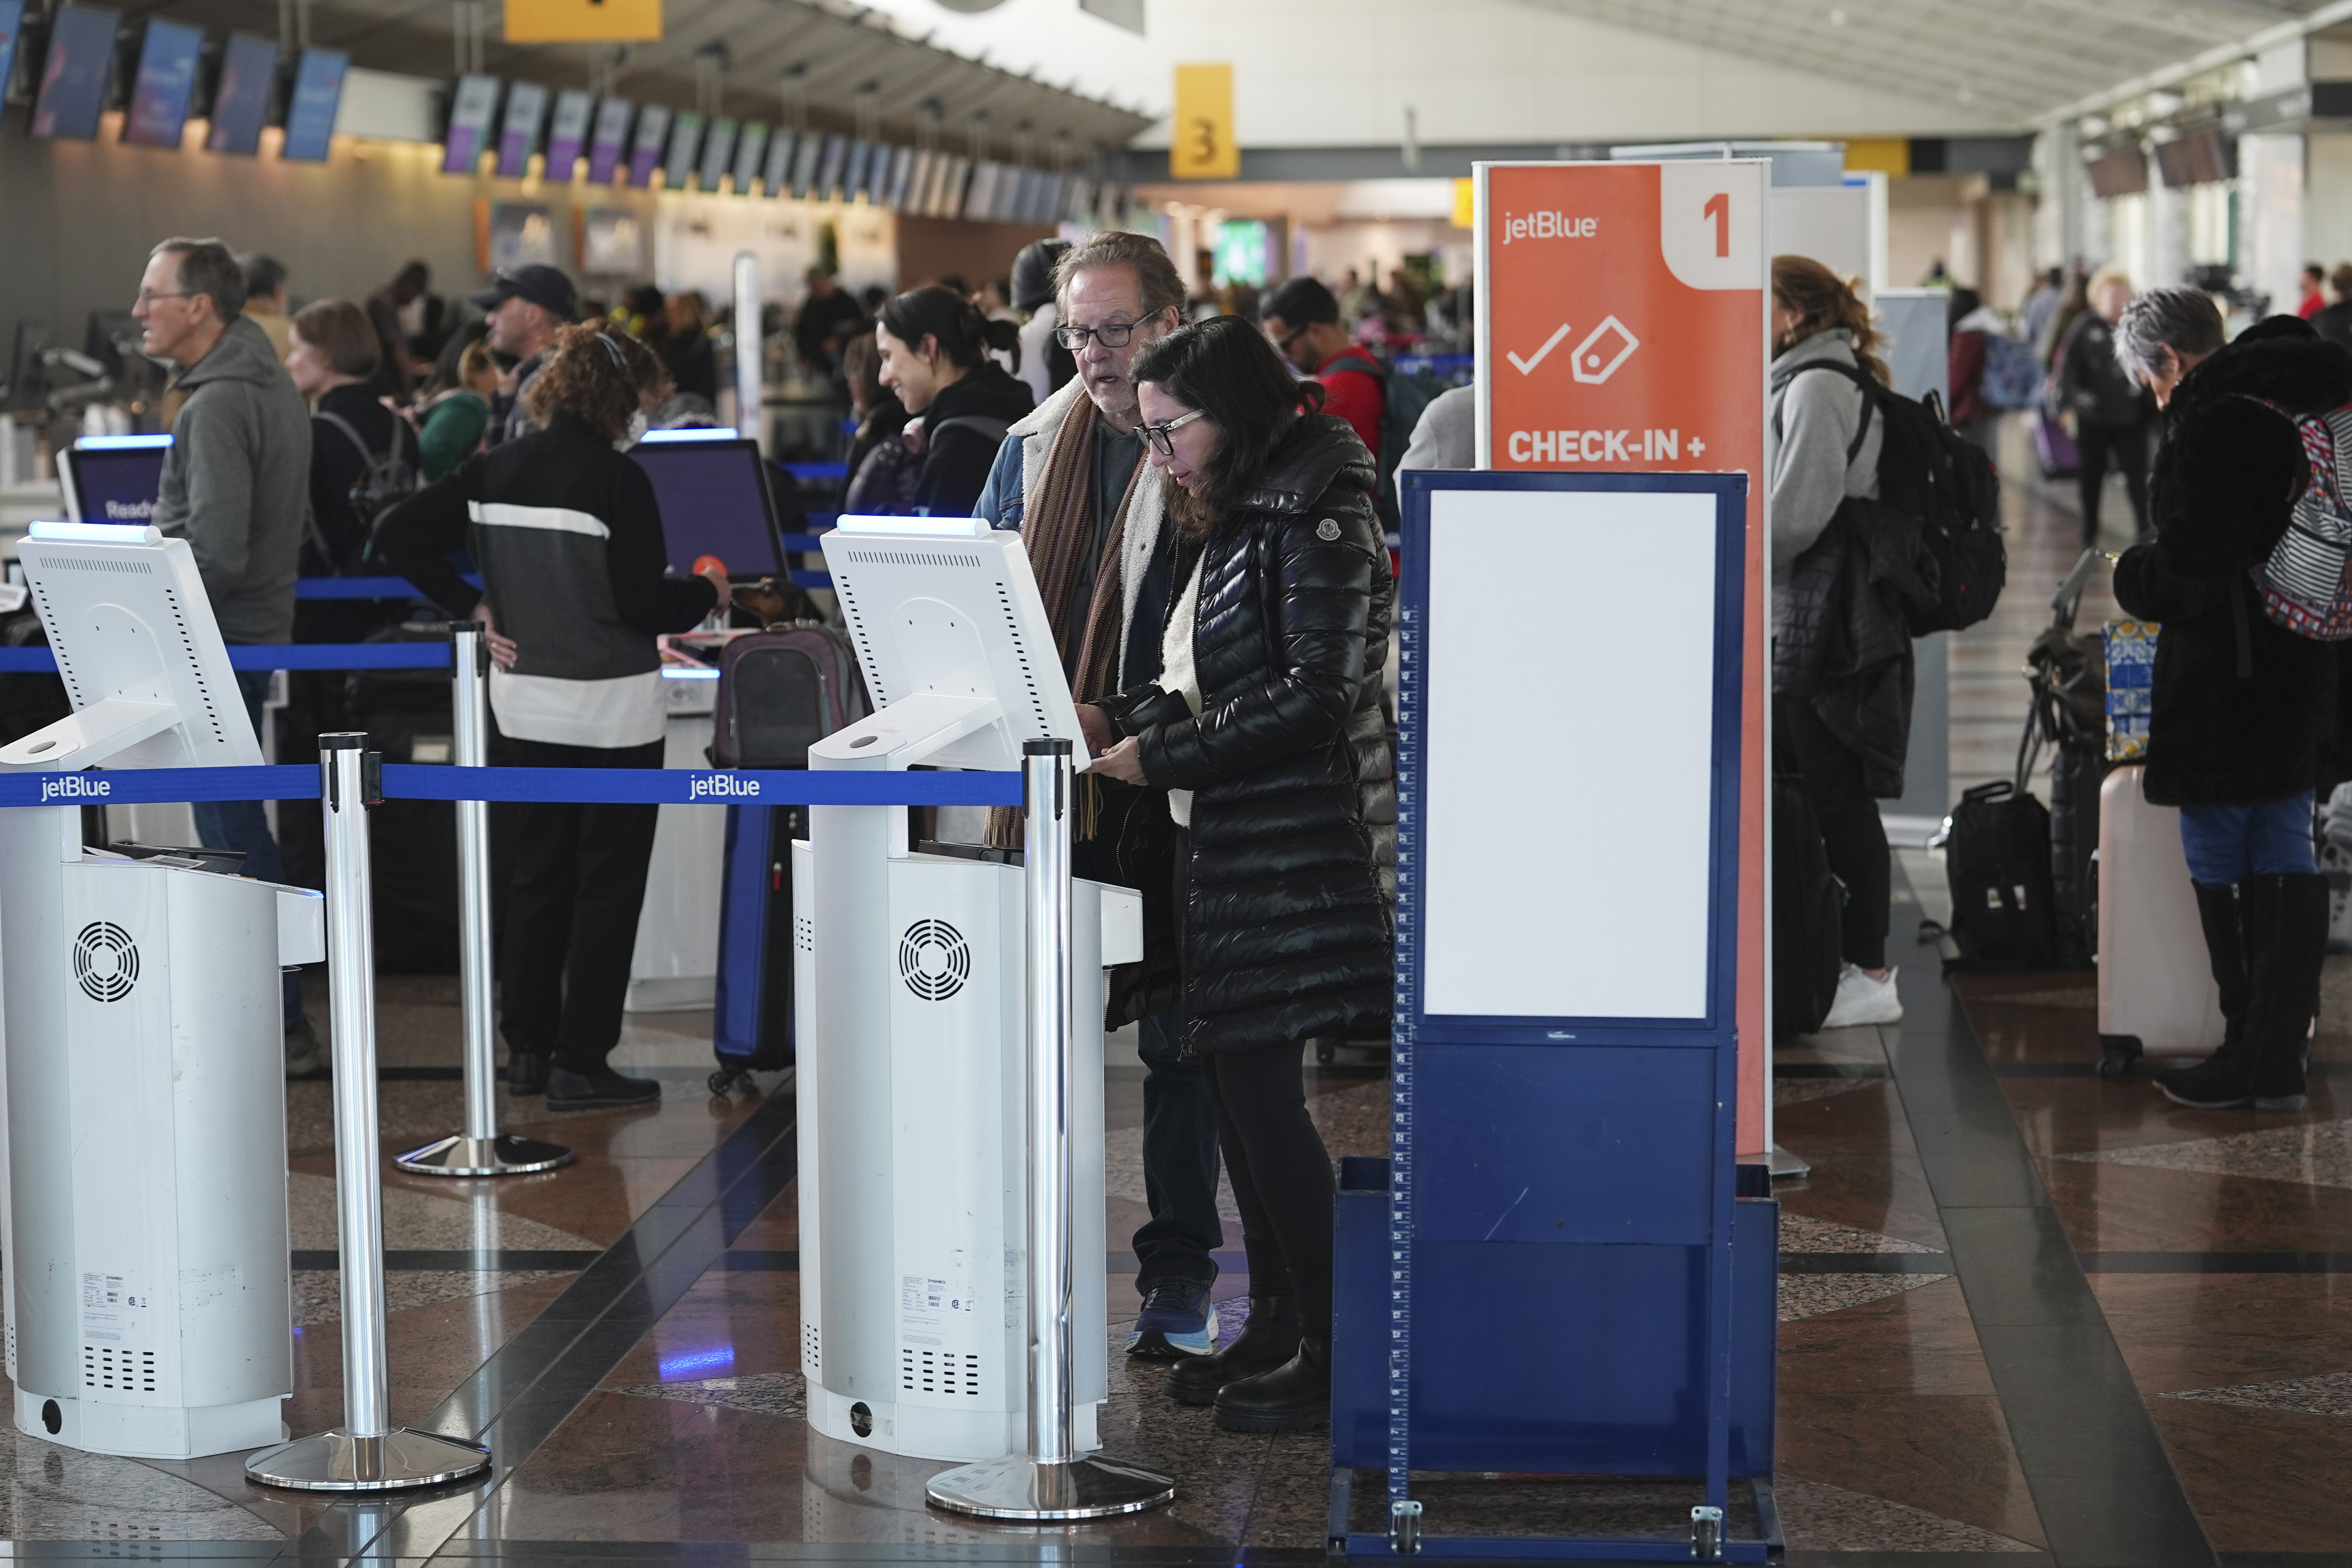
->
[1778, 1253, 1953, 1274]
[1989, 1061, 2352, 1078]
[1887, 881, 2218, 1568]
[2080, 1252, 2352, 1274]
[289, 1249, 603, 1271]
[291, 1092, 799, 1562]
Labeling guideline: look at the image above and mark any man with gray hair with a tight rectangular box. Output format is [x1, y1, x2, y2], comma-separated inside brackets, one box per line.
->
[134, 235, 317, 1070]
[972, 231, 1233, 1366]
[2110, 293, 2350, 1114]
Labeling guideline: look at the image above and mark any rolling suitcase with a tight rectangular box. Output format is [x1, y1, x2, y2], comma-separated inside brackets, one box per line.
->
[706, 621, 869, 1093]
[710, 801, 808, 1094]
[2094, 764, 2223, 1079]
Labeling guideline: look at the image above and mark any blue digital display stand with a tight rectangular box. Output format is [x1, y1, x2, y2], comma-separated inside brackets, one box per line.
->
[1328, 470, 1779, 1561]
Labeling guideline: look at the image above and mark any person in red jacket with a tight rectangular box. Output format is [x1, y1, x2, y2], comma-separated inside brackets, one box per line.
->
[1260, 276, 1384, 460]
[2299, 262, 2328, 319]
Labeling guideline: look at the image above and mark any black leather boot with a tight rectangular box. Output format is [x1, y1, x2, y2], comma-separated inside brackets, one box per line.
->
[2251, 873, 2328, 1111]
[2165, 874, 2325, 1110]
[1168, 1296, 1299, 1407]
[1212, 1333, 1329, 1432]
[506, 1052, 550, 1094]
[2184, 880, 2250, 1065]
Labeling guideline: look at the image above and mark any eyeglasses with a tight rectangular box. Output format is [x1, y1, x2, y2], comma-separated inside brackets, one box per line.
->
[1054, 319, 1144, 350]
[135, 290, 194, 309]
[1135, 408, 1206, 457]
[1270, 325, 1310, 358]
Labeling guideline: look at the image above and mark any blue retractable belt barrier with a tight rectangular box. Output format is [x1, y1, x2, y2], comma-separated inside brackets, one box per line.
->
[294, 575, 483, 601]
[0, 643, 452, 674]
[0, 764, 1024, 809]
[782, 461, 848, 483]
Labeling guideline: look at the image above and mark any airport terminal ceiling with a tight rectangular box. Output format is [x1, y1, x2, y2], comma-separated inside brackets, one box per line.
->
[1509, 0, 2349, 120]
[146, 0, 1152, 154]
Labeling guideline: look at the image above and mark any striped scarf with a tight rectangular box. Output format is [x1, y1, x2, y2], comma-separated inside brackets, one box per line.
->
[988, 395, 1143, 846]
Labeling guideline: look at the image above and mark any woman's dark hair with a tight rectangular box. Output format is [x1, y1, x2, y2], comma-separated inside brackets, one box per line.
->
[523, 321, 667, 441]
[1129, 315, 1323, 534]
[877, 285, 1020, 373]
[290, 299, 381, 380]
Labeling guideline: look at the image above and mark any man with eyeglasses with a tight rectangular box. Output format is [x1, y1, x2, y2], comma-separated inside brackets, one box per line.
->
[1260, 275, 1385, 461]
[135, 235, 318, 1072]
[973, 230, 1229, 1364]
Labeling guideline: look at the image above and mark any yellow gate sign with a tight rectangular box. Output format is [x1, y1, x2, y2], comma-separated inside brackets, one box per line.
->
[505, 0, 662, 44]
[1170, 64, 1238, 181]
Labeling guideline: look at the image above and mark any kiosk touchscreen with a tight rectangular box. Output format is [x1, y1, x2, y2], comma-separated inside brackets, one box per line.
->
[628, 430, 787, 578]
[58, 434, 169, 528]
[0, 521, 319, 1460]
[790, 515, 1134, 1462]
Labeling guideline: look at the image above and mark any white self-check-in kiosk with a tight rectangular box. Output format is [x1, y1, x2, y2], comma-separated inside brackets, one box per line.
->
[793, 515, 1141, 1462]
[0, 521, 322, 1459]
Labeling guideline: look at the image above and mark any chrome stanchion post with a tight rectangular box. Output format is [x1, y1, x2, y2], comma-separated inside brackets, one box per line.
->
[926, 741, 1176, 1520]
[247, 735, 494, 1493]
[395, 623, 571, 1178]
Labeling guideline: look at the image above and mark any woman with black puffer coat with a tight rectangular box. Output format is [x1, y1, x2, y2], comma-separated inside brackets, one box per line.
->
[2110, 293, 2352, 1113]
[873, 285, 1033, 517]
[1085, 315, 1394, 1436]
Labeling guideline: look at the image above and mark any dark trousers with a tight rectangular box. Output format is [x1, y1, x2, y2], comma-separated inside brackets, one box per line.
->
[2076, 419, 2150, 543]
[1173, 826, 1333, 1331]
[1777, 695, 1890, 971]
[194, 666, 303, 1020]
[493, 733, 666, 1070]
[1132, 1007, 1224, 1291]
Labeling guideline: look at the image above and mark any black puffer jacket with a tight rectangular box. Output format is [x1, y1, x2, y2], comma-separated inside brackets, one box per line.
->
[2058, 314, 2156, 429]
[2114, 318, 2352, 807]
[1101, 416, 1395, 1054]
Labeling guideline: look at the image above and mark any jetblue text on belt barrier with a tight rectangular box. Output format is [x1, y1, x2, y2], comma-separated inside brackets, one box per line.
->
[1505, 428, 1702, 462]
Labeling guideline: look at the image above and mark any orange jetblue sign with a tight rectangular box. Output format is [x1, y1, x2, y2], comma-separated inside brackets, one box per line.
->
[1474, 159, 1771, 1156]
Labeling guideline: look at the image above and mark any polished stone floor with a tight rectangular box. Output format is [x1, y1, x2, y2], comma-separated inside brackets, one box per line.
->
[7, 421, 2350, 1564]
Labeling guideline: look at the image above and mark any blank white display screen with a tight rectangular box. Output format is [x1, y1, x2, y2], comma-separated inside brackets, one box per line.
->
[1421, 487, 1719, 1020]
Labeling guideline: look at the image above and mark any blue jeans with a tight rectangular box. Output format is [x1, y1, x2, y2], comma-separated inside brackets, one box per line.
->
[192, 667, 304, 1022]
[2179, 795, 2317, 886]
[1132, 1008, 1223, 1292]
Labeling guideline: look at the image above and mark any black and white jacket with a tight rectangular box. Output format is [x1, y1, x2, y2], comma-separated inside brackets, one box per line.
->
[374, 410, 718, 749]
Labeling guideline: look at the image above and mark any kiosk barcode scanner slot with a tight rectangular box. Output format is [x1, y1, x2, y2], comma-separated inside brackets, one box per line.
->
[796, 515, 1140, 1463]
[0, 520, 323, 1460]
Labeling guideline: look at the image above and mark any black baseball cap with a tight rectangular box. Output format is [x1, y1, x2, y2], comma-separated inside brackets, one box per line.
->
[468, 264, 577, 319]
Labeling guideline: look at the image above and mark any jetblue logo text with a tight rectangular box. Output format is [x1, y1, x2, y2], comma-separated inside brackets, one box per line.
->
[39, 775, 111, 802]
[687, 773, 760, 800]
[1501, 211, 1598, 244]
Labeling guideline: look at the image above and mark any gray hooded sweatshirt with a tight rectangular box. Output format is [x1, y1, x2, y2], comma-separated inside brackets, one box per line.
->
[153, 315, 311, 645]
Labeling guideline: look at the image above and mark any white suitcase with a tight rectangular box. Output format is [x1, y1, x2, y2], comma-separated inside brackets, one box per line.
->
[2096, 764, 2225, 1077]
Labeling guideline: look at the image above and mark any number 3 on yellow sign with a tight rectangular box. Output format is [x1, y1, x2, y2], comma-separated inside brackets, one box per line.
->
[1171, 64, 1239, 180]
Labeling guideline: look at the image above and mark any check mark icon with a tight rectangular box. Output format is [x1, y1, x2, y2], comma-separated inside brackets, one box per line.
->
[1505, 322, 1573, 376]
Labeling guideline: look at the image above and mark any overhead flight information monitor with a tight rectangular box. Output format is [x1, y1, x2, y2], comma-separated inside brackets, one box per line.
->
[628, 431, 785, 579]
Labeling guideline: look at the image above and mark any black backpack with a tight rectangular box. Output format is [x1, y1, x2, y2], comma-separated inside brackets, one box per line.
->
[1323, 352, 1443, 530]
[312, 411, 417, 572]
[1773, 774, 1845, 1040]
[1786, 359, 2006, 634]
[1942, 780, 2057, 969]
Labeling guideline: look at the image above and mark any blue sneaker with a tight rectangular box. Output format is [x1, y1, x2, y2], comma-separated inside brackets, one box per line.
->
[1127, 1281, 1218, 1359]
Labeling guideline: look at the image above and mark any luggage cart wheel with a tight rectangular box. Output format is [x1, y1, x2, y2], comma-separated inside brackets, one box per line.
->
[708, 1068, 745, 1096]
[1691, 1504, 1724, 1559]
[2097, 1034, 2143, 1082]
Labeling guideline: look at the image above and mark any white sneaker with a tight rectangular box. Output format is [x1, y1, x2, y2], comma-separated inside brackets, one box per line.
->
[1820, 963, 1904, 1029]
